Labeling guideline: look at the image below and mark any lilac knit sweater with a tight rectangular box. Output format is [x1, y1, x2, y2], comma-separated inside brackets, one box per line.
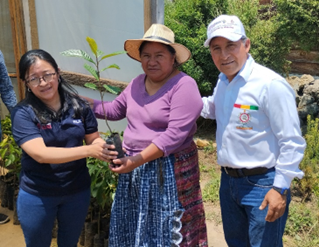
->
[93, 72, 203, 156]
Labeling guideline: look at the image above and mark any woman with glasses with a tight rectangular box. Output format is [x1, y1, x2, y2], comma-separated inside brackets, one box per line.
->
[10, 49, 109, 247]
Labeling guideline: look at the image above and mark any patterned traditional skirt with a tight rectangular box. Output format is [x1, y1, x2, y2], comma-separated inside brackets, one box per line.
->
[108, 141, 208, 247]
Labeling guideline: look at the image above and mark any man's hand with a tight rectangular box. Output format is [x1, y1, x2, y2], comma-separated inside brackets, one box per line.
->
[259, 188, 287, 222]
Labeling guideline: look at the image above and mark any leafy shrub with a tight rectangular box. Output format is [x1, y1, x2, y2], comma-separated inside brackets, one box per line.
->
[274, 0, 319, 51]
[165, 0, 228, 96]
[0, 115, 22, 184]
[294, 115, 319, 200]
[87, 132, 119, 211]
[165, 0, 319, 93]
[87, 156, 118, 210]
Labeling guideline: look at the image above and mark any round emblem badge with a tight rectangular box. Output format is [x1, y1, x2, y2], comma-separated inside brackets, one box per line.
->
[239, 112, 250, 124]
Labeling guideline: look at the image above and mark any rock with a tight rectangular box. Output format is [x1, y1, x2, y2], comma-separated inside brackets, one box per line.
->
[195, 139, 210, 148]
[303, 80, 319, 99]
[298, 103, 319, 119]
[286, 75, 301, 92]
[299, 74, 315, 87]
[298, 94, 315, 108]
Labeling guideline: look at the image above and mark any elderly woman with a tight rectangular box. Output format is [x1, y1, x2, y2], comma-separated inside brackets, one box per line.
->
[85, 24, 207, 247]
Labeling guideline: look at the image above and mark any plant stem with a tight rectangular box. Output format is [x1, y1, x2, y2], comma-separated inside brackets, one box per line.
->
[96, 54, 113, 133]
[99, 91, 113, 133]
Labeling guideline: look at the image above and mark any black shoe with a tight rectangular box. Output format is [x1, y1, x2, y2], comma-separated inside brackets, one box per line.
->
[0, 213, 10, 224]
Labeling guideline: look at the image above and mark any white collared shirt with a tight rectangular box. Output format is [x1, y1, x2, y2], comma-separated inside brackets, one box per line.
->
[201, 55, 306, 188]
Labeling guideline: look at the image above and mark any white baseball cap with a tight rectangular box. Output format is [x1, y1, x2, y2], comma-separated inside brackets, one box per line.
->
[204, 15, 246, 47]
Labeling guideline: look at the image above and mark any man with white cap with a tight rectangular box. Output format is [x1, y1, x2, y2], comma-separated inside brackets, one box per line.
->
[201, 14, 306, 247]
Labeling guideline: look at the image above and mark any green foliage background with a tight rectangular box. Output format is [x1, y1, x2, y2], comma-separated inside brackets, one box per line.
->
[275, 0, 319, 52]
[165, 0, 227, 96]
[165, 0, 319, 96]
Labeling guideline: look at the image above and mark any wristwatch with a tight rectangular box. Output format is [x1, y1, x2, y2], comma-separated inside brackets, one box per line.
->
[272, 186, 289, 195]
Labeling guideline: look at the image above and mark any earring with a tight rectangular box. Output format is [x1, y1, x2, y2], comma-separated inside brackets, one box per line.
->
[27, 87, 31, 92]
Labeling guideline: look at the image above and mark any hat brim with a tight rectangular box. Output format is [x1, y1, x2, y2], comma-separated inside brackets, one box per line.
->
[124, 38, 191, 65]
[204, 32, 243, 47]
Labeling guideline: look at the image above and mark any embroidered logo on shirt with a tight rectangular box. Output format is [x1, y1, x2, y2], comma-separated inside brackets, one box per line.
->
[37, 123, 52, 130]
[73, 119, 82, 124]
[234, 104, 259, 130]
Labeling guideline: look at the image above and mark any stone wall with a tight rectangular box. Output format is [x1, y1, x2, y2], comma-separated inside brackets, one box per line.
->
[287, 74, 319, 133]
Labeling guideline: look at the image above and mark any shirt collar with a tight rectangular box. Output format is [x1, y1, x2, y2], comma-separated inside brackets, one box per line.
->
[218, 54, 255, 84]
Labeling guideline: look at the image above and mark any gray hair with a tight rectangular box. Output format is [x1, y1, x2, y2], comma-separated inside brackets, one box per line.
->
[241, 36, 247, 44]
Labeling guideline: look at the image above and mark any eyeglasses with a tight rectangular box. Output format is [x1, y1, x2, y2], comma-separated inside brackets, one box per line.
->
[26, 72, 56, 86]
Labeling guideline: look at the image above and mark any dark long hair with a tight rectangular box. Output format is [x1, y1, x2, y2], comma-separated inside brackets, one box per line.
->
[19, 49, 88, 123]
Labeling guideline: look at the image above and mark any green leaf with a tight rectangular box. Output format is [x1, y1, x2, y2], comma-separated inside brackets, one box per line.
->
[100, 64, 120, 72]
[60, 49, 95, 64]
[84, 82, 98, 90]
[103, 84, 122, 95]
[1, 148, 7, 159]
[5, 159, 12, 167]
[9, 153, 15, 163]
[9, 143, 15, 152]
[97, 49, 104, 57]
[84, 64, 99, 81]
[100, 51, 127, 60]
[0, 137, 8, 147]
[91, 187, 98, 198]
[86, 37, 98, 56]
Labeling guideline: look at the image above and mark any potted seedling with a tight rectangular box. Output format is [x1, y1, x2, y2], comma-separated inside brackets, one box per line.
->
[61, 37, 126, 161]
[61, 37, 126, 246]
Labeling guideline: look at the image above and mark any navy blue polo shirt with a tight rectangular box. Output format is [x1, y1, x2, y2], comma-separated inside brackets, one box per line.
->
[11, 102, 98, 196]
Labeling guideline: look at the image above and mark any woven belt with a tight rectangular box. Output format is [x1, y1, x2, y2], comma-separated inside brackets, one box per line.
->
[222, 166, 271, 178]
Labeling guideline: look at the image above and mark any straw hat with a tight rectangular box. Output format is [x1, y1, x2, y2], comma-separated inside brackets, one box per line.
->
[124, 24, 191, 65]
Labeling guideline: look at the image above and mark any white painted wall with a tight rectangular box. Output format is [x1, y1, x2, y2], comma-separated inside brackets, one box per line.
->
[32, 0, 145, 132]
[74, 85, 127, 133]
[34, 0, 144, 83]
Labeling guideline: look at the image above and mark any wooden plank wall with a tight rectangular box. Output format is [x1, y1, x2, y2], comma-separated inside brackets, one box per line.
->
[287, 50, 319, 76]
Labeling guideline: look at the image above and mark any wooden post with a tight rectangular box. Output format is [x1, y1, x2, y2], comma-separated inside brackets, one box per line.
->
[144, 0, 164, 33]
[144, 0, 152, 33]
[28, 0, 39, 50]
[8, 0, 27, 101]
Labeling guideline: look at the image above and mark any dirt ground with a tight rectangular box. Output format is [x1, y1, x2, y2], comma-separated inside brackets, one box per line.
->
[0, 170, 227, 248]
[0, 200, 227, 247]
[0, 206, 25, 247]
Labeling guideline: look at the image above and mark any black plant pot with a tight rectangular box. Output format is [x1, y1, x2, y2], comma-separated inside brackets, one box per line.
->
[84, 220, 98, 247]
[0, 178, 7, 208]
[100, 217, 110, 237]
[6, 184, 14, 211]
[93, 231, 107, 247]
[13, 191, 20, 225]
[105, 132, 124, 167]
